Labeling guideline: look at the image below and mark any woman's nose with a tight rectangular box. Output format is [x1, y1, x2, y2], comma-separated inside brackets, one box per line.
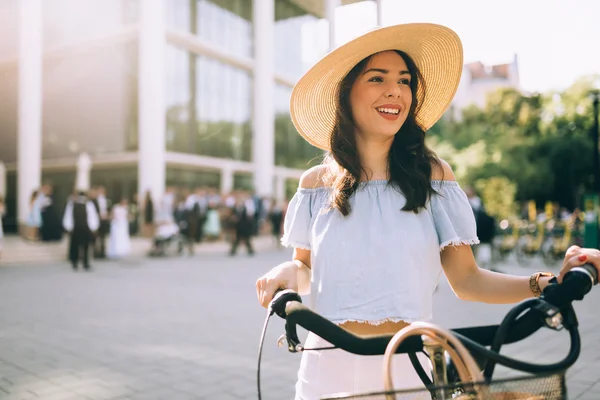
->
[385, 84, 402, 98]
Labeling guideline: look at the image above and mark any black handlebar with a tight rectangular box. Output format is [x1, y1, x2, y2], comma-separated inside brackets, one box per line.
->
[271, 264, 598, 356]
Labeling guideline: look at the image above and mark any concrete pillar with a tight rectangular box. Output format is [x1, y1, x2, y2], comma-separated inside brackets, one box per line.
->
[17, 0, 43, 226]
[75, 153, 92, 192]
[375, 0, 383, 26]
[0, 161, 6, 198]
[325, 0, 341, 51]
[252, 0, 275, 197]
[220, 167, 234, 195]
[138, 0, 166, 205]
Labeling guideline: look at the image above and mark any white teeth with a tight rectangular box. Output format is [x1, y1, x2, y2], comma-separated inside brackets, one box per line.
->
[377, 107, 400, 115]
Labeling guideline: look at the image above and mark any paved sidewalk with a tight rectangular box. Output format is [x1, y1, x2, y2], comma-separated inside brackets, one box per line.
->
[0, 235, 278, 267]
[0, 252, 598, 399]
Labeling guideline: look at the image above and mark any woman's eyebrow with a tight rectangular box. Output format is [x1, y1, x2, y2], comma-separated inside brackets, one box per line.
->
[363, 68, 410, 76]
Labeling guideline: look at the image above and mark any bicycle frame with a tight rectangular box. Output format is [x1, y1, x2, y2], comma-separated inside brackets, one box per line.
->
[259, 265, 598, 400]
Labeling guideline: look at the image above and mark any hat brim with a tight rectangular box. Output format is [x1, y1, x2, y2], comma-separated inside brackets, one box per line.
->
[290, 23, 463, 151]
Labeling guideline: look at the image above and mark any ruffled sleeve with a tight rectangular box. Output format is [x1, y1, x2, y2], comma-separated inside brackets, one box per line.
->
[281, 189, 315, 250]
[429, 181, 480, 250]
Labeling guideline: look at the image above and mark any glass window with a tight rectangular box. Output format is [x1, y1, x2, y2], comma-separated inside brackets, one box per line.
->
[165, 45, 252, 161]
[44, 0, 138, 49]
[166, 167, 221, 190]
[2, 172, 17, 233]
[121, 0, 139, 25]
[0, 1, 138, 164]
[40, 170, 78, 217]
[41, 39, 138, 159]
[274, 1, 321, 80]
[233, 172, 253, 191]
[166, 0, 252, 58]
[274, 85, 324, 169]
[0, 0, 19, 61]
[166, 0, 191, 32]
[0, 66, 18, 164]
[90, 166, 138, 202]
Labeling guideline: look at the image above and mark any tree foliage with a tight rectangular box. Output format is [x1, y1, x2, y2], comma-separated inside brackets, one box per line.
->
[429, 74, 598, 212]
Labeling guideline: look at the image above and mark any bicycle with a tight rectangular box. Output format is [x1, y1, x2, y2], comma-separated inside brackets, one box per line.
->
[257, 264, 598, 399]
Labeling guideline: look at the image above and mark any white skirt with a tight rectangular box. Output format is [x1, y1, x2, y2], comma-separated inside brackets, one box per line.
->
[107, 220, 131, 259]
[295, 332, 431, 400]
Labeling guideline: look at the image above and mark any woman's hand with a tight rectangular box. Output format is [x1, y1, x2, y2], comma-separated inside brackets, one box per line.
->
[256, 261, 299, 308]
[559, 245, 600, 283]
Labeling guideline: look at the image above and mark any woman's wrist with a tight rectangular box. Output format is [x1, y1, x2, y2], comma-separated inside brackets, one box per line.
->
[292, 259, 310, 271]
[291, 259, 311, 295]
[530, 272, 555, 297]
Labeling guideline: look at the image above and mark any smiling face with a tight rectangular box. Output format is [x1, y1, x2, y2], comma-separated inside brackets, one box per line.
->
[349, 51, 413, 143]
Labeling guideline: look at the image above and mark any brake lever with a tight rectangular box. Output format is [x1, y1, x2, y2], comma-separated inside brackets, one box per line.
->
[269, 289, 304, 352]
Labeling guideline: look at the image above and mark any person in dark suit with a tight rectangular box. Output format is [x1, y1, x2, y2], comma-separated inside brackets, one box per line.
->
[90, 186, 111, 258]
[63, 191, 100, 270]
[229, 193, 255, 256]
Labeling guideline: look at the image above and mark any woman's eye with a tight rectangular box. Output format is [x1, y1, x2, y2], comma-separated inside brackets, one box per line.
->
[399, 78, 411, 85]
[368, 76, 383, 83]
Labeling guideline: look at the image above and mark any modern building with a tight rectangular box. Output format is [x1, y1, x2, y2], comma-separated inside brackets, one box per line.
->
[0, 0, 381, 233]
[452, 54, 520, 114]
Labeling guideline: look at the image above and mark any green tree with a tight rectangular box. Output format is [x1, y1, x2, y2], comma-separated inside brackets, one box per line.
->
[474, 176, 517, 220]
[433, 75, 598, 211]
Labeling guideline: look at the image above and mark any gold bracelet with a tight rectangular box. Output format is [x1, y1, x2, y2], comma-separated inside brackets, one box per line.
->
[529, 272, 555, 297]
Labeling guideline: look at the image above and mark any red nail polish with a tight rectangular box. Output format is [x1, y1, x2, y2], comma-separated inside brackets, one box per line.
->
[578, 254, 588, 262]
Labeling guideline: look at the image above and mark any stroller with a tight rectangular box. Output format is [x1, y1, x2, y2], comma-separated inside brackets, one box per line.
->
[147, 221, 184, 257]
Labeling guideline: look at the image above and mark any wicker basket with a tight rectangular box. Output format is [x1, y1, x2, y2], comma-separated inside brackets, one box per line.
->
[322, 322, 565, 400]
[321, 373, 564, 399]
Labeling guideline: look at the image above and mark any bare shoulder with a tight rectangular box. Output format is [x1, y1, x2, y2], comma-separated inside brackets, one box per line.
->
[431, 158, 456, 181]
[299, 165, 331, 189]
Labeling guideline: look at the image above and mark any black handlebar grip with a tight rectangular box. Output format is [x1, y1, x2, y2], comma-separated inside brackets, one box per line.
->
[573, 263, 598, 285]
[546, 263, 599, 305]
[270, 289, 302, 319]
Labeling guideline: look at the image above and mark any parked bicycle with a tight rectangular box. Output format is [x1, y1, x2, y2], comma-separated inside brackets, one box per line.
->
[257, 264, 598, 399]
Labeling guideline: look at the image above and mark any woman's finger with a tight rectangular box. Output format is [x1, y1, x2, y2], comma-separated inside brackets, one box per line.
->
[256, 278, 266, 303]
[262, 280, 282, 308]
[565, 245, 582, 259]
[558, 253, 588, 283]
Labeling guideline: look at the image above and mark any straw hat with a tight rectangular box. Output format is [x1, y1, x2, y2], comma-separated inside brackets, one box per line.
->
[290, 23, 463, 151]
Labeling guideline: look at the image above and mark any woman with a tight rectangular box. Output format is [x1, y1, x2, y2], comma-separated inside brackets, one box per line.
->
[128, 193, 140, 236]
[107, 198, 131, 259]
[142, 190, 154, 238]
[268, 199, 285, 248]
[203, 198, 222, 241]
[26, 190, 42, 240]
[254, 23, 600, 399]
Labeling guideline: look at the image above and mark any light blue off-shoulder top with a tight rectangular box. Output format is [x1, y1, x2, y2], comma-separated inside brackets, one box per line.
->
[281, 180, 479, 325]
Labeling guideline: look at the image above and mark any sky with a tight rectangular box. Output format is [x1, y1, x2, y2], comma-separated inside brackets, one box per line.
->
[332, 0, 600, 93]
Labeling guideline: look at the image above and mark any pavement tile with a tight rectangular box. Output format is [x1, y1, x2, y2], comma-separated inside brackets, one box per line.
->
[0, 250, 598, 400]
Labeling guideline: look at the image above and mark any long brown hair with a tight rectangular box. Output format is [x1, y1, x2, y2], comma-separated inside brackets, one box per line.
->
[325, 50, 441, 216]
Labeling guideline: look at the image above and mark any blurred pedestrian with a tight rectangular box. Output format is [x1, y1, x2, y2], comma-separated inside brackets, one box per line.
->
[0, 196, 4, 258]
[92, 186, 111, 259]
[175, 192, 194, 256]
[229, 193, 255, 256]
[39, 184, 63, 242]
[25, 190, 42, 240]
[142, 190, 154, 238]
[63, 191, 99, 271]
[203, 198, 222, 240]
[107, 198, 132, 259]
[465, 186, 497, 272]
[268, 199, 285, 248]
[128, 193, 140, 236]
